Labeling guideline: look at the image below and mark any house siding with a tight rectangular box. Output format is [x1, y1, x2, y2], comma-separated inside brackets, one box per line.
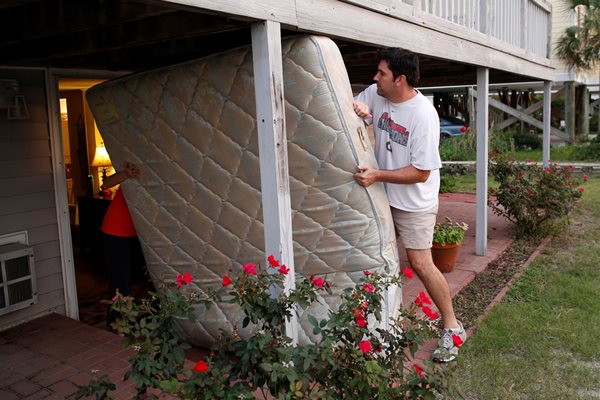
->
[550, 0, 573, 74]
[0, 68, 65, 330]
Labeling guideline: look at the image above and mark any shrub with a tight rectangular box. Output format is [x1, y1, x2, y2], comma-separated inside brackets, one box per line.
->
[439, 132, 476, 161]
[78, 259, 455, 399]
[489, 129, 515, 155]
[439, 174, 457, 193]
[488, 155, 587, 238]
[570, 142, 600, 161]
[511, 130, 542, 150]
[439, 128, 518, 162]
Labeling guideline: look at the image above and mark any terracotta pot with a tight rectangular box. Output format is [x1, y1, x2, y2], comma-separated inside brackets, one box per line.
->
[431, 242, 461, 273]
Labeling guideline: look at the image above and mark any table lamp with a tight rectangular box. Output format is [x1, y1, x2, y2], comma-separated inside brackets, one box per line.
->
[91, 143, 112, 196]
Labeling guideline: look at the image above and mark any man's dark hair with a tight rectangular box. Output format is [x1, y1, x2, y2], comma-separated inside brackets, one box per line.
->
[376, 48, 420, 87]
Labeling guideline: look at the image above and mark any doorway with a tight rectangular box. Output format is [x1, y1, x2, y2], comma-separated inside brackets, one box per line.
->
[57, 77, 151, 329]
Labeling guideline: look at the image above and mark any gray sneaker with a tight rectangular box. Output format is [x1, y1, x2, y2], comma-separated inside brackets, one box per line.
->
[432, 320, 467, 362]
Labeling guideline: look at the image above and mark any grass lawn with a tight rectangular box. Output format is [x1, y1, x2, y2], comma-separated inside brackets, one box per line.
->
[447, 177, 600, 399]
[513, 146, 579, 162]
[440, 174, 497, 193]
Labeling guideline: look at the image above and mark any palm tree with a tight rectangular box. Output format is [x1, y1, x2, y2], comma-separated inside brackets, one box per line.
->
[555, 1, 600, 136]
[556, 1, 600, 70]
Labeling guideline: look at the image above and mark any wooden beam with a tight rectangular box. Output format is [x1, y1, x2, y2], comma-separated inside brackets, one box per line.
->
[495, 86, 564, 130]
[487, 97, 568, 140]
[476, 67, 488, 257]
[0, 0, 175, 45]
[472, 88, 569, 141]
[565, 82, 575, 143]
[0, 8, 247, 62]
[543, 81, 551, 167]
[577, 85, 590, 138]
[590, 98, 600, 112]
[251, 20, 298, 343]
[162, 0, 298, 25]
[294, 0, 554, 81]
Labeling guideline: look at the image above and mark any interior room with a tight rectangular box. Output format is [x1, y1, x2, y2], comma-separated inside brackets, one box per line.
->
[59, 78, 152, 329]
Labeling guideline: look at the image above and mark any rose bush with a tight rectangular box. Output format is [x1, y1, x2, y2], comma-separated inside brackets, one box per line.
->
[489, 155, 587, 238]
[77, 258, 455, 399]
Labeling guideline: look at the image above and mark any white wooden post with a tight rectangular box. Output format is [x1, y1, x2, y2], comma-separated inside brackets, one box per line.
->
[542, 80, 551, 167]
[476, 67, 488, 256]
[251, 20, 298, 344]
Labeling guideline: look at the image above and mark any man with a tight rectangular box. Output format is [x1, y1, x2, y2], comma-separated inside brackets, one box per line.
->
[353, 48, 466, 362]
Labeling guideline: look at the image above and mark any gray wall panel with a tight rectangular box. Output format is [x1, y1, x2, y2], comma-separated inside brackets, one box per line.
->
[0, 68, 66, 330]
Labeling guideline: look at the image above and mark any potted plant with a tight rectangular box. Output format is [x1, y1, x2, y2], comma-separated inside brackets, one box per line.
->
[431, 217, 468, 273]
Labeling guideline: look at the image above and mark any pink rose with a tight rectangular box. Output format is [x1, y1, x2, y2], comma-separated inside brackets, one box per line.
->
[311, 276, 325, 288]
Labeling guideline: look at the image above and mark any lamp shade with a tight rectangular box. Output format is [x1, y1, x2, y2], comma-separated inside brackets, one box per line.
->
[91, 143, 112, 168]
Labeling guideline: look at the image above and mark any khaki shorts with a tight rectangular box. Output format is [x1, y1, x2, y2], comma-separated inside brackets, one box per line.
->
[391, 205, 438, 250]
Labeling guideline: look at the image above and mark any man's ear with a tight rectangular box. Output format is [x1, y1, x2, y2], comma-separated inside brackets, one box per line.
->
[394, 74, 405, 87]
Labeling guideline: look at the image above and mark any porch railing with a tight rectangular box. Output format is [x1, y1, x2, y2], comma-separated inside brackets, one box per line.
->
[400, 0, 550, 58]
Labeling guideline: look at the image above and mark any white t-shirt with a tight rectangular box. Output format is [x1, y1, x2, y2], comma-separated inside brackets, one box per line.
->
[355, 84, 441, 212]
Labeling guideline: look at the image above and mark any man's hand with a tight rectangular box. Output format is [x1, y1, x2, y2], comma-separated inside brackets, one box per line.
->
[353, 101, 373, 120]
[353, 165, 378, 187]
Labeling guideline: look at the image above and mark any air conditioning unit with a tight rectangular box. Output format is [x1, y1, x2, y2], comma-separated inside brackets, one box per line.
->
[0, 243, 37, 316]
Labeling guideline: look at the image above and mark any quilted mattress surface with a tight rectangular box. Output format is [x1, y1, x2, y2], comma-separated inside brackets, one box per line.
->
[87, 35, 399, 346]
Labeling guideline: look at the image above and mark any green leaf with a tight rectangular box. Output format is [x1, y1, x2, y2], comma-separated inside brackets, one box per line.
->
[260, 362, 273, 372]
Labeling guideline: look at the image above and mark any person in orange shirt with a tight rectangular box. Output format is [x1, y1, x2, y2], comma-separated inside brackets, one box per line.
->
[100, 162, 144, 306]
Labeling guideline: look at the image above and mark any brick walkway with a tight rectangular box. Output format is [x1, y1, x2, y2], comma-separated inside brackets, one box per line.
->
[0, 193, 515, 399]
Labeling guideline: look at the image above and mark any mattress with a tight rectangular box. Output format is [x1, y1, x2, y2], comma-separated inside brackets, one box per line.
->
[87, 35, 399, 346]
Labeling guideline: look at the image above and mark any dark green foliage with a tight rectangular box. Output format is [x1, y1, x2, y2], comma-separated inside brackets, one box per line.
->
[77, 262, 455, 399]
[511, 130, 542, 150]
[570, 142, 600, 161]
[488, 156, 587, 238]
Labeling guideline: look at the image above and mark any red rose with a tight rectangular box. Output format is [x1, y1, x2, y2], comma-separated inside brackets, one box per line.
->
[422, 306, 439, 320]
[413, 363, 424, 377]
[361, 283, 375, 293]
[267, 255, 280, 267]
[402, 267, 414, 279]
[415, 291, 432, 307]
[355, 315, 367, 327]
[242, 263, 257, 275]
[452, 334, 464, 348]
[358, 340, 372, 354]
[311, 276, 325, 288]
[278, 264, 290, 275]
[193, 360, 209, 373]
